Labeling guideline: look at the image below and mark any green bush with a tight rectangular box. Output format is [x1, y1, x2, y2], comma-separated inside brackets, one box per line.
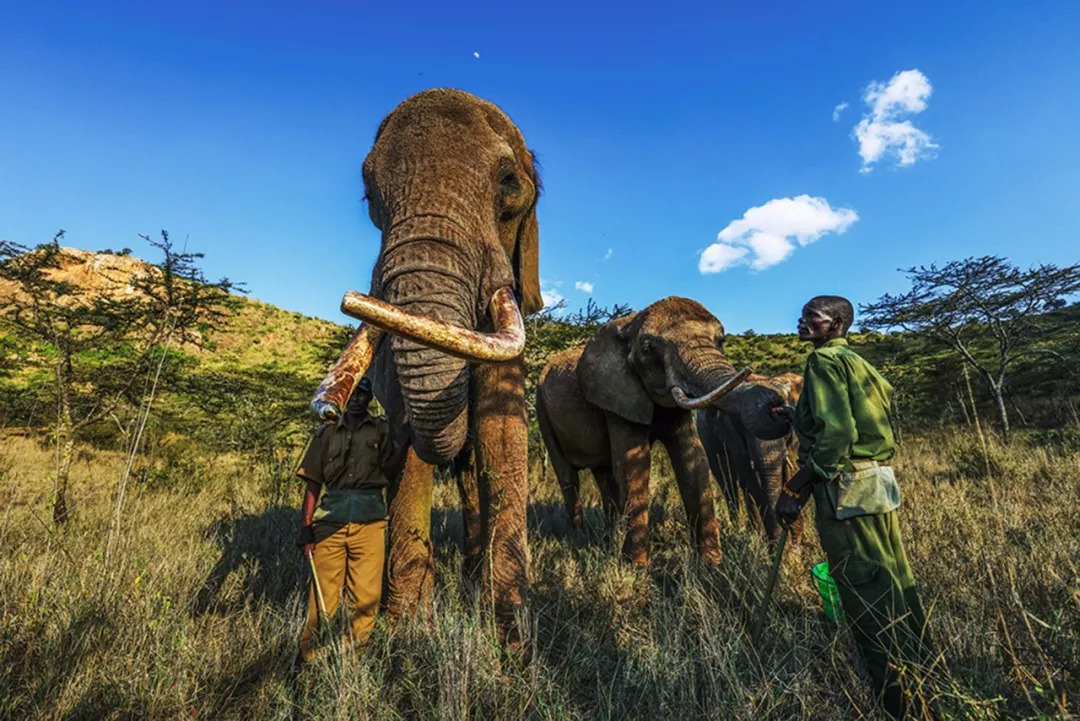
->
[1027, 425, 1080, 454]
[142, 439, 214, 491]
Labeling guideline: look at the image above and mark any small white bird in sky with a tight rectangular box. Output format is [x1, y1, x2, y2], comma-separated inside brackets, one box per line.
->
[473, 51, 480, 59]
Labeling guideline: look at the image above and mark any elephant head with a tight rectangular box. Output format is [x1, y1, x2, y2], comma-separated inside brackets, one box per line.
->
[698, 370, 804, 543]
[313, 89, 542, 465]
[578, 297, 789, 439]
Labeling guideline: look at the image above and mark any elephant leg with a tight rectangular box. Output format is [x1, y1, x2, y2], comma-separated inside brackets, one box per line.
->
[454, 446, 484, 584]
[471, 358, 529, 638]
[718, 419, 747, 525]
[661, 415, 723, 565]
[385, 444, 435, 619]
[606, 413, 651, 566]
[699, 411, 740, 524]
[592, 466, 623, 543]
[537, 391, 583, 532]
[748, 436, 790, 545]
[709, 439, 739, 524]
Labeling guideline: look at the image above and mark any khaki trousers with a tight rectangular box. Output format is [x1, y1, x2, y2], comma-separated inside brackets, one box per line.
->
[299, 520, 386, 662]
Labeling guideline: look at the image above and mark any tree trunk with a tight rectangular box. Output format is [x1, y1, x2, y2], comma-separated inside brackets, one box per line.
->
[990, 381, 1010, 445]
[955, 386, 972, 426]
[53, 358, 74, 525]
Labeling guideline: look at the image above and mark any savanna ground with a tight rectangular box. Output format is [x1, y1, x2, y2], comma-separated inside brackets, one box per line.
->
[1, 429, 1078, 720]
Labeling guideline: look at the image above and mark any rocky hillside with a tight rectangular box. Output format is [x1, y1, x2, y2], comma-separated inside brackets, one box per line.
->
[0, 246, 347, 383]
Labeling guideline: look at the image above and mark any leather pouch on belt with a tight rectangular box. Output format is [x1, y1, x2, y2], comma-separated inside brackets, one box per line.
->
[826, 460, 901, 520]
[314, 489, 388, 526]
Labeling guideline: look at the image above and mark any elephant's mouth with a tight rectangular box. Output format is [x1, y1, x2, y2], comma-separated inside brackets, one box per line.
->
[310, 286, 524, 419]
[669, 366, 753, 409]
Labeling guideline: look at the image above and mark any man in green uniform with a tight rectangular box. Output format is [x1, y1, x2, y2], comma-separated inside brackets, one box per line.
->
[296, 377, 395, 662]
[776, 295, 935, 719]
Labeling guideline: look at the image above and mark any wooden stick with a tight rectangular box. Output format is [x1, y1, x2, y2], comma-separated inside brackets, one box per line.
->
[752, 526, 789, 645]
[308, 549, 328, 619]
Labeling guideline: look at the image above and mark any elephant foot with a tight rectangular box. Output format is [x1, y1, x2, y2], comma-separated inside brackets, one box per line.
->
[568, 521, 587, 547]
[383, 582, 435, 625]
[698, 546, 723, 566]
[497, 615, 526, 655]
[462, 550, 483, 589]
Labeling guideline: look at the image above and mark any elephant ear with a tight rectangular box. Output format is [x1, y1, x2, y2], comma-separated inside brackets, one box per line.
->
[514, 154, 542, 316]
[514, 199, 542, 315]
[578, 314, 654, 426]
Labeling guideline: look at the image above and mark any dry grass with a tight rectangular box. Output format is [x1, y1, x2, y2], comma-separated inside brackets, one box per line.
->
[1, 431, 1077, 720]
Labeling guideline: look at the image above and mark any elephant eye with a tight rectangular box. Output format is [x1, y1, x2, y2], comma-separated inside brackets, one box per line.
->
[499, 170, 521, 192]
[640, 339, 653, 356]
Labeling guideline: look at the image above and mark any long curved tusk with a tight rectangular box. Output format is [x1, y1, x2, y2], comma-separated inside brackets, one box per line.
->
[339, 286, 525, 362]
[670, 366, 754, 410]
[310, 324, 385, 421]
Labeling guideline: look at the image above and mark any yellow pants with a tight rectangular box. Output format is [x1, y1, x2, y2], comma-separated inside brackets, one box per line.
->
[299, 520, 386, 662]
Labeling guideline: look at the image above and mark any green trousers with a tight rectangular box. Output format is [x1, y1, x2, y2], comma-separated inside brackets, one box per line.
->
[813, 485, 936, 719]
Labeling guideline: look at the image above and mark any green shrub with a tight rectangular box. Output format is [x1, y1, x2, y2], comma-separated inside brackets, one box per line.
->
[1027, 425, 1080, 454]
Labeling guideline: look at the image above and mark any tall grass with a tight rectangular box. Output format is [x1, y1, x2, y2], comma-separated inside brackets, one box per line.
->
[1, 431, 1077, 719]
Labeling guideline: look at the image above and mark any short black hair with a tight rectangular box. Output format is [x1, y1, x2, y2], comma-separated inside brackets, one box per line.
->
[806, 295, 854, 335]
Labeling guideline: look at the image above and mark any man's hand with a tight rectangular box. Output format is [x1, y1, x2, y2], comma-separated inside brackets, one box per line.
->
[297, 525, 316, 558]
[776, 466, 815, 529]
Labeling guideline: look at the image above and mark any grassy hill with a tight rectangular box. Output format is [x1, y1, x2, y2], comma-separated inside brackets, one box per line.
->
[4, 246, 1078, 454]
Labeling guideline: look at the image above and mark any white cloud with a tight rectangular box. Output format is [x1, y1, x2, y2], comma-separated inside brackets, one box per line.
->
[574, 281, 594, 294]
[832, 102, 849, 121]
[540, 279, 564, 310]
[699, 243, 749, 274]
[700, 195, 858, 274]
[541, 287, 564, 308]
[853, 69, 938, 172]
[603, 248, 613, 262]
[473, 51, 480, 59]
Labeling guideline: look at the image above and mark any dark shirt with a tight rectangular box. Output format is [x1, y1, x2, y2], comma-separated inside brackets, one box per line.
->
[297, 413, 394, 491]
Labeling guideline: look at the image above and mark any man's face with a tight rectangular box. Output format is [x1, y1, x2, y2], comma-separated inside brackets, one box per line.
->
[798, 304, 835, 342]
[346, 388, 372, 415]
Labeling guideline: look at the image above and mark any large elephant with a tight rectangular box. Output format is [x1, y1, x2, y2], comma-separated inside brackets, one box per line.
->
[697, 372, 804, 545]
[536, 297, 789, 565]
[310, 89, 542, 637]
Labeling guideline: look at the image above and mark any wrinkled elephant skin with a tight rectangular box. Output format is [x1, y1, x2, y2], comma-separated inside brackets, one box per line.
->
[332, 89, 543, 642]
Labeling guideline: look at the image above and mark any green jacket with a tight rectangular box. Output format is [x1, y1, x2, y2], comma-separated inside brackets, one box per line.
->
[794, 338, 900, 518]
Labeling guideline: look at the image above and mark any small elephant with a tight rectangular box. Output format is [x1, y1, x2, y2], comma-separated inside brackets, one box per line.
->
[697, 372, 804, 544]
[536, 297, 789, 565]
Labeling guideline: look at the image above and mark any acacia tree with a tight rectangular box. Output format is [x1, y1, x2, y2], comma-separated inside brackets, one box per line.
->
[0, 231, 241, 523]
[861, 255, 1080, 443]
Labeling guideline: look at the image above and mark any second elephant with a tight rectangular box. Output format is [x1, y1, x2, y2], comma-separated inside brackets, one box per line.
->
[536, 297, 789, 565]
[697, 372, 804, 544]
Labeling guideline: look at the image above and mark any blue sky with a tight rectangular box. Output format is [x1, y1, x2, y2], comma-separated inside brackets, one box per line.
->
[2, 1, 1078, 333]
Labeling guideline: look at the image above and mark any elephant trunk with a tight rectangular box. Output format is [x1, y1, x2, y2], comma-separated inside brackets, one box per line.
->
[753, 436, 789, 542]
[673, 347, 790, 441]
[374, 230, 482, 465]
